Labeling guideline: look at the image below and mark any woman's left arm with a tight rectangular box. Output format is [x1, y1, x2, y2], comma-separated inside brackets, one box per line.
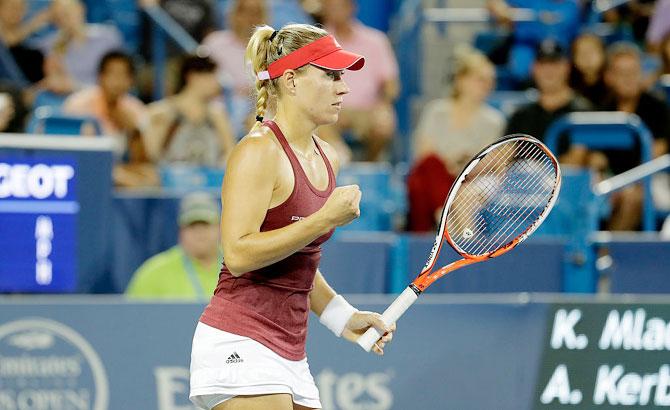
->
[309, 138, 395, 355]
[310, 270, 395, 356]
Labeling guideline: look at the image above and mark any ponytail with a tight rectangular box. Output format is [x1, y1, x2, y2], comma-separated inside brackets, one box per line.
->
[244, 23, 328, 125]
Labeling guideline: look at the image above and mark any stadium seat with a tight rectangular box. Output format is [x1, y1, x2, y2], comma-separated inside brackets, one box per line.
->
[27, 106, 102, 136]
[159, 165, 225, 190]
[32, 90, 69, 112]
[336, 162, 406, 231]
[535, 167, 599, 236]
[544, 111, 656, 231]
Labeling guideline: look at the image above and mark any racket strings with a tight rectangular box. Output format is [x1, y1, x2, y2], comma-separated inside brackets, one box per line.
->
[456, 149, 552, 254]
[446, 143, 544, 235]
[465, 147, 555, 254]
[464, 149, 554, 252]
[447, 141, 538, 224]
[446, 142, 540, 241]
[447, 140, 557, 256]
[475, 156, 556, 252]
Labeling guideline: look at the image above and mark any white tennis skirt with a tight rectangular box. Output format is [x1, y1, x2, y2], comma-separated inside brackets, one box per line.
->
[189, 322, 322, 409]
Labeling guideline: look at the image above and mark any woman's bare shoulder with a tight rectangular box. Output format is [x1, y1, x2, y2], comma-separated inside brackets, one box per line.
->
[230, 125, 282, 164]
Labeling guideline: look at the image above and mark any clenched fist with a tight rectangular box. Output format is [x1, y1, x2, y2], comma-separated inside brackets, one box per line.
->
[319, 185, 361, 227]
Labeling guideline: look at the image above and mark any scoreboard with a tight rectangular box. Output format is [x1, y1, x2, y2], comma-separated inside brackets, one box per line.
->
[0, 135, 114, 293]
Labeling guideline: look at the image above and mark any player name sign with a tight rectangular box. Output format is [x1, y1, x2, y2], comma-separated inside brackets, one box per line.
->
[535, 304, 670, 408]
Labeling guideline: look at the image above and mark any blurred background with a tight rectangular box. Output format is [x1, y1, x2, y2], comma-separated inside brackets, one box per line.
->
[1, 0, 670, 409]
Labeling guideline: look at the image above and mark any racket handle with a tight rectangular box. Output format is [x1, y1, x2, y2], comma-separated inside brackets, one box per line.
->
[356, 286, 419, 352]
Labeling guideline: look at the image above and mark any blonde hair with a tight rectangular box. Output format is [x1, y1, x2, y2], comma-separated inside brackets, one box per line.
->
[245, 24, 328, 122]
[451, 45, 494, 98]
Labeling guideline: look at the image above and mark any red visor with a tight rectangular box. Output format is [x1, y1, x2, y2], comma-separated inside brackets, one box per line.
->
[257, 35, 365, 80]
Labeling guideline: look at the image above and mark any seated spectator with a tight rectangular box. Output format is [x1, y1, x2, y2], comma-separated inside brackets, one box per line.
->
[600, 41, 670, 230]
[407, 48, 505, 231]
[415, 47, 505, 175]
[0, 0, 50, 83]
[569, 32, 608, 107]
[63, 50, 153, 187]
[487, 0, 581, 85]
[39, 0, 123, 94]
[125, 191, 222, 300]
[319, 0, 400, 161]
[63, 51, 145, 144]
[602, 42, 670, 170]
[408, 47, 505, 232]
[505, 39, 591, 156]
[202, 0, 268, 139]
[144, 55, 235, 167]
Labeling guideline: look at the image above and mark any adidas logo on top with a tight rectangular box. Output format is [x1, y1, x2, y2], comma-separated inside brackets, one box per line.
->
[226, 352, 243, 364]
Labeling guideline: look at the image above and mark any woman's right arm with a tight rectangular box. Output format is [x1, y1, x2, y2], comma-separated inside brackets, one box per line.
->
[221, 134, 361, 276]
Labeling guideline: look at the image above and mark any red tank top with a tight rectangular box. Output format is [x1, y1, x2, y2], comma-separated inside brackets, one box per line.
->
[200, 120, 336, 360]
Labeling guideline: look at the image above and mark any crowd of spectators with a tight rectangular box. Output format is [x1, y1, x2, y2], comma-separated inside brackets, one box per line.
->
[408, 0, 670, 232]
[2, 0, 670, 235]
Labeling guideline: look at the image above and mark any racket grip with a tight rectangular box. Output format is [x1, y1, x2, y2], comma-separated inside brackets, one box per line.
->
[356, 287, 419, 352]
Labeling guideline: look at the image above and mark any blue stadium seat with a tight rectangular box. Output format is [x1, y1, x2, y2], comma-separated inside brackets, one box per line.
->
[546, 112, 653, 151]
[336, 162, 405, 231]
[159, 165, 225, 190]
[27, 107, 102, 136]
[544, 111, 656, 231]
[32, 90, 69, 112]
[535, 167, 600, 236]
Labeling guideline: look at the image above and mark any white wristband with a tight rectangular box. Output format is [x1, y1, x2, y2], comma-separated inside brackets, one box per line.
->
[319, 295, 358, 337]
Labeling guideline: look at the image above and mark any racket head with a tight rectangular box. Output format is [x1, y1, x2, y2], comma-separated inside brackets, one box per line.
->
[420, 134, 562, 277]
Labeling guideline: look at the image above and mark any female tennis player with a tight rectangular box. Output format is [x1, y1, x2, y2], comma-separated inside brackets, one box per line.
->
[189, 23, 396, 410]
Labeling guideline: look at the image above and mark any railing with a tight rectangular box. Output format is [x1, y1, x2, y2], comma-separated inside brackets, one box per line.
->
[545, 112, 656, 231]
[141, 4, 199, 100]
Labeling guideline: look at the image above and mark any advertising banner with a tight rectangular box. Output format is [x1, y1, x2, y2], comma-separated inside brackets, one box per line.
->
[0, 297, 546, 410]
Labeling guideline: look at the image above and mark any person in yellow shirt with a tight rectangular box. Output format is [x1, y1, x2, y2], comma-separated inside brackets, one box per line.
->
[125, 191, 222, 300]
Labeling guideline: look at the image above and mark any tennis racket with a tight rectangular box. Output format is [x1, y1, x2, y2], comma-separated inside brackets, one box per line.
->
[357, 134, 562, 352]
